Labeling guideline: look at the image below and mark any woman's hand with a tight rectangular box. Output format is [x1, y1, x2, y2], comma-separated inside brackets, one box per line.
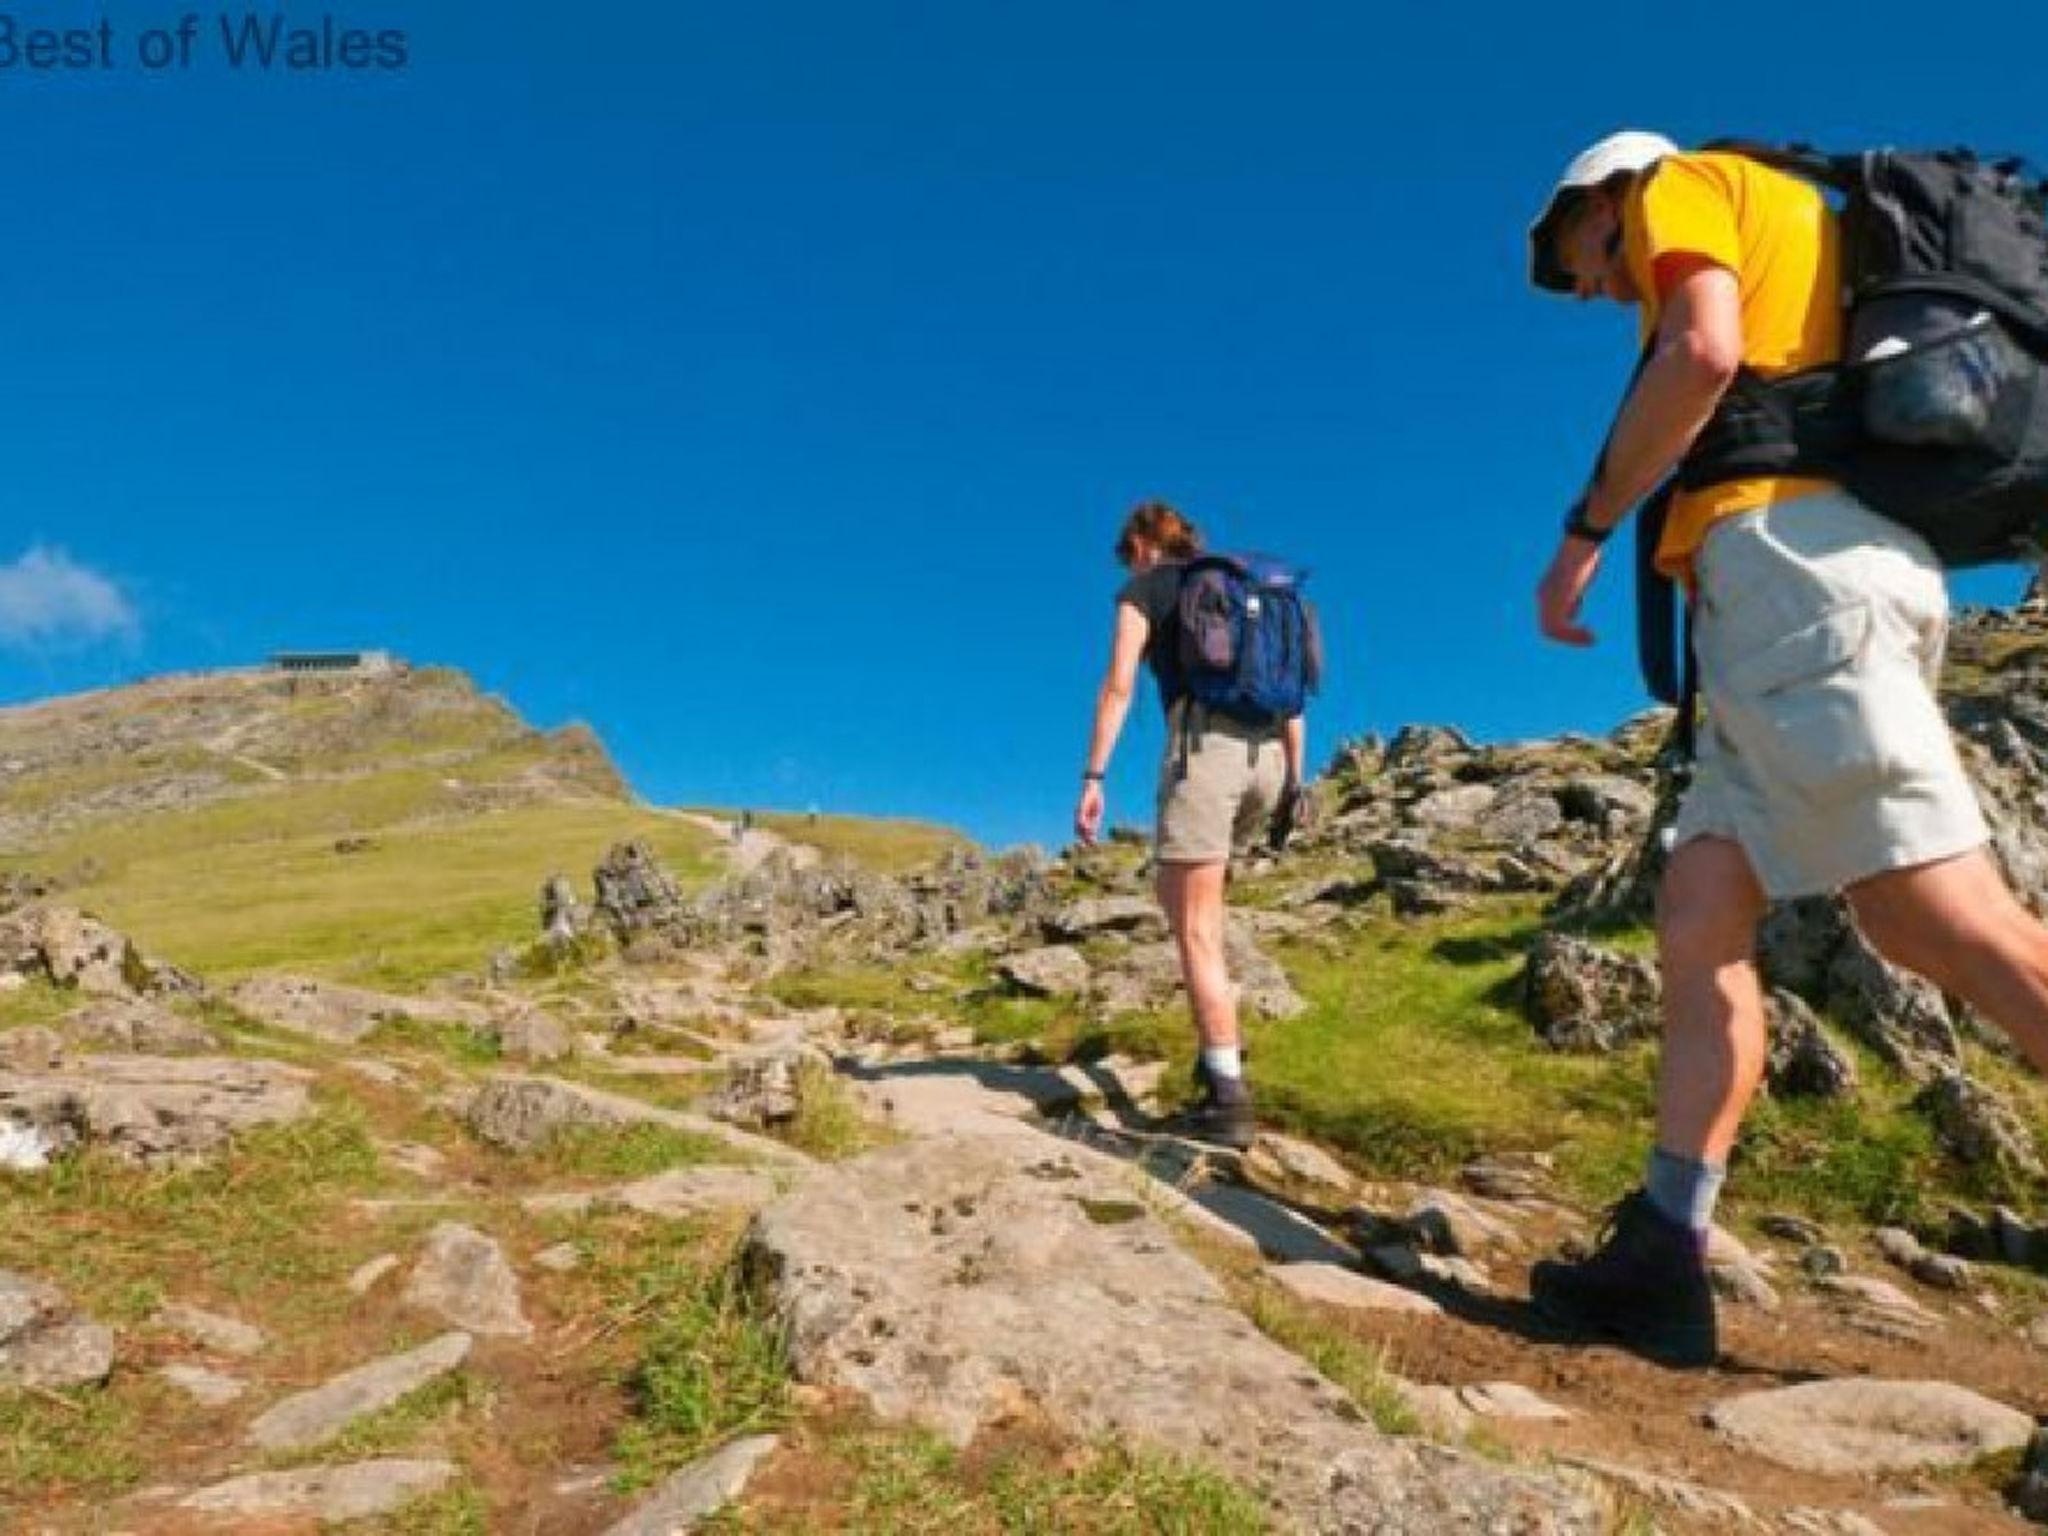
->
[1074, 780, 1105, 845]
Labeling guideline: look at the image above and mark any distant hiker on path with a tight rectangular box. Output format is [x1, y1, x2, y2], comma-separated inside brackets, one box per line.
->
[1075, 500, 1320, 1148]
[1525, 131, 2048, 1366]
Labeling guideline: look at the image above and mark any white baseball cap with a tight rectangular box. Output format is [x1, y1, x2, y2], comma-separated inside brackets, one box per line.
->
[1529, 130, 1679, 292]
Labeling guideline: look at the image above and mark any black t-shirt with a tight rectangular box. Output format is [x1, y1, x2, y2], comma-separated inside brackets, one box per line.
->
[1116, 561, 1186, 705]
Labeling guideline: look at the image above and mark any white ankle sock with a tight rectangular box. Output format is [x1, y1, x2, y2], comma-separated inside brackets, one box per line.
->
[1200, 1046, 1243, 1079]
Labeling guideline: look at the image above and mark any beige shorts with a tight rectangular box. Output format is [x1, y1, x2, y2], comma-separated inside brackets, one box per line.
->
[1672, 489, 1989, 899]
[1155, 702, 1287, 864]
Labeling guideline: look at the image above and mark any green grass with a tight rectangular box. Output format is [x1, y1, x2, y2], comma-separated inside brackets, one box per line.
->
[607, 1235, 792, 1492]
[382, 1481, 493, 1536]
[778, 1058, 887, 1161]
[0, 1380, 155, 1509]
[0, 978, 83, 1030]
[711, 1424, 1270, 1534]
[528, 1122, 731, 1181]
[29, 802, 719, 987]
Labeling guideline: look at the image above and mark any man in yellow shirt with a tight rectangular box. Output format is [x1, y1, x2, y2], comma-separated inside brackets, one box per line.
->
[1525, 132, 2048, 1367]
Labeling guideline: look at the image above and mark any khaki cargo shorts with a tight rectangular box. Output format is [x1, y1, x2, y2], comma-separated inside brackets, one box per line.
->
[1155, 701, 1287, 864]
[1672, 489, 1989, 899]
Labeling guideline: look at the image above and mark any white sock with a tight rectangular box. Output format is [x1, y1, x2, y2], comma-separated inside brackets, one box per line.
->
[1201, 1046, 1243, 1079]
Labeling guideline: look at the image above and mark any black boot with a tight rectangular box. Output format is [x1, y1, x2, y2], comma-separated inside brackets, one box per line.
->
[1158, 1061, 1256, 1150]
[1529, 1190, 1718, 1367]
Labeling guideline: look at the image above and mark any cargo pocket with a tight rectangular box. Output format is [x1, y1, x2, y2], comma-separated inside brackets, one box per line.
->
[1713, 601, 1888, 809]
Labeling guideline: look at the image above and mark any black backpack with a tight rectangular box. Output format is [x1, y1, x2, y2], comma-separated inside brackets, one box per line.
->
[1635, 142, 2048, 713]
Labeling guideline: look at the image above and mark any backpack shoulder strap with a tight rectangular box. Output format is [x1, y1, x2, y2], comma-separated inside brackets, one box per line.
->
[1700, 138, 1858, 194]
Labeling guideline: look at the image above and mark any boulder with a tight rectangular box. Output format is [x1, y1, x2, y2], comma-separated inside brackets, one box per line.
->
[593, 840, 685, 938]
[1409, 784, 1497, 832]
[1765, 990, 1858, 1099]
[997, 945, 1092, 999]
[0, 1270, 113, 1389]
[1706, 1378, 2034, 1475]
[1239, 1132, 1360, 1212]
[746, 1132, 1598, 1532]
[1522, 932, 1659, 1053]
[1915, 1072, 2045, 1180]
[403, 1223, 531, 1339]
[490, 1001, 572, 1063]
[1042, 896, 1165, 943]
[1826, 932, 1960, 1081]
[0, 904, 191, 997]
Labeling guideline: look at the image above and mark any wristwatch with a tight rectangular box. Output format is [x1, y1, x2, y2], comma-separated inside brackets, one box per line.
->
[1563, 492, 1613, 545]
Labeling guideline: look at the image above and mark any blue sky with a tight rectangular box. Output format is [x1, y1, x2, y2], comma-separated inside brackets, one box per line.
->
[2, 2, 2042, 847]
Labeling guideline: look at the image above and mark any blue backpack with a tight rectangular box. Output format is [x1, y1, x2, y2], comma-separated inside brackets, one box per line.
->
[1173, 552, 1322, 728]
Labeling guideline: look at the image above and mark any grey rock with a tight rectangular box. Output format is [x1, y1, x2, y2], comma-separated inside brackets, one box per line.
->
[179, 1460, 459, 1522]
[491, 1000, 572, 1063]
[230, 974, 481, 1045]
[0, 1055, 312, 1166]
[600, 1434, 781, 1536]
[1559, 1457, 1758, 1528]
[593, 840, 685, 938]
[1478, 789, 1565, 844]
[1556, 774, 1657, 829]
[1915, 1071, 2045, 1180]
[746, 1132, 1598, 1532]
[0, 904, 189, 997]
[158, 1363, 247, 1405]
[1756, 896, 1851, 1000]
[1760, 1213, 1827, 1246]
[464, 1073, 812, 1167]
[1239, 1132, 1360, 1213]
[1457, 1381, 1573, 1422]
[0, 1269, 113, 1389]
[1521, 932, 1660, 1053]
[63, 997, 217, 1054]
[997, 944, 1092, 999]
[607, 1166, 787, 1219]
[1827, 932, 1960, 1081]
[1706, 1378, 2034, 1474]
[1765, 990, 1858, 1099]
[1268, 1262, 1442, 1317]
[1459, 1152, 1554, 1202]
[1409, 783, 1497, 831]
[246, 1331, 472, 1452]
[0, 1026, 64, 1072]
[1814, 1274, 1940, 1338]
[706, 1050, 814, 1129]
[1042, 896, 1165, 943]
[155, 1302, 266, 1358]
[540, 873, 585, 944]
[403, 1223, 531, 1339]
[1802, 1245, 1848, 1278]
[1400, 1189, 1519, 1257]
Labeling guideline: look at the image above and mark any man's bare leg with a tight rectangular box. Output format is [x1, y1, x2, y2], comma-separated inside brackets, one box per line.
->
[1847, 847, 2048, 1074]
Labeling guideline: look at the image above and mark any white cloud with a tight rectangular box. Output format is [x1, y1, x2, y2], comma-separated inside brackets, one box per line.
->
[0, 547, 140, 650]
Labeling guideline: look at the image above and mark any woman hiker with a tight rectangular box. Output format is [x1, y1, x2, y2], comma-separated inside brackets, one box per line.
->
[1074, 500, 1307, 1149]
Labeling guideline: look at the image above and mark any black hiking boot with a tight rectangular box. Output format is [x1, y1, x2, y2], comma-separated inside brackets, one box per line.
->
[1529, 1189, 1719, 1368]
[1156, 1061, 1256, 1150]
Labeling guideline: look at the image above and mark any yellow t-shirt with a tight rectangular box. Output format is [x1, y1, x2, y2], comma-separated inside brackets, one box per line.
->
[1623, 152, 1843, 576]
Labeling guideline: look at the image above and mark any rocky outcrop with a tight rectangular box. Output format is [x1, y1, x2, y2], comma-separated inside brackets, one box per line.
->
[179, 1460, 460, 1522]
[0, 905, 197, 998]
[745, 1132, 1599, 1533]
[0, 1055, 312, 1167]
[1521, 932, 1659, 1053]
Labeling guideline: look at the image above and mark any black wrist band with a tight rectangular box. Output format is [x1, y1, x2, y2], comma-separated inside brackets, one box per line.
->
[1563, 493, 1612, 545]
[1081, 770, 1104, 783]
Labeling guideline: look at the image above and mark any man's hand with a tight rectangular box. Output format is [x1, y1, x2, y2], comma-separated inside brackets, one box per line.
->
[1269, 778, 1307, 853]
[1537, 533, 1605, 647]
[1074, 780, 1106, 845]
